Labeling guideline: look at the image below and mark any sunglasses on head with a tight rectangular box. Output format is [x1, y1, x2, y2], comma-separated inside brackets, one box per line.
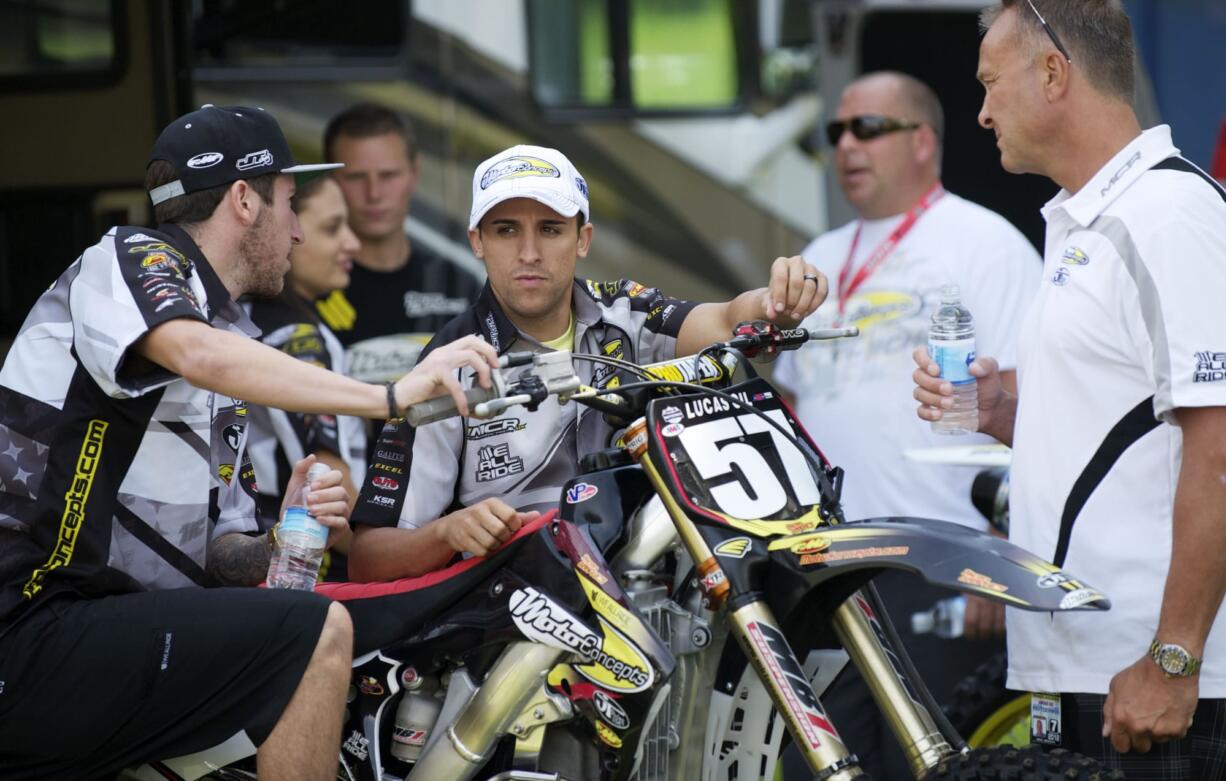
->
[825, 115, 921, 146]
[1026, 0, 1073, 64]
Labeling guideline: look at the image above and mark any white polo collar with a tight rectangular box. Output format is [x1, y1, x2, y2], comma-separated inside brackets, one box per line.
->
[1041, 125, 1179, 228]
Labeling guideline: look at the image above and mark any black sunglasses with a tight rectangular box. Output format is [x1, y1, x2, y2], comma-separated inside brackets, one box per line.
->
[1026, 0, 1073, 64]
[825, 115, 921, 146]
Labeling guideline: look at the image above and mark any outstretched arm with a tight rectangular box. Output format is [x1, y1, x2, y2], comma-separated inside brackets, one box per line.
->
[135, 320, 498, 418]
[675, 256, 828, 358]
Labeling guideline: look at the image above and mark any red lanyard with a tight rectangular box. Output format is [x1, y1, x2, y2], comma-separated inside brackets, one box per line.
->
[836, 182, 945, 315]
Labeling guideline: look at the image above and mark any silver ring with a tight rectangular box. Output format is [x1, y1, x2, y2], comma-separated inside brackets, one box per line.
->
[803, 273, 820, 284]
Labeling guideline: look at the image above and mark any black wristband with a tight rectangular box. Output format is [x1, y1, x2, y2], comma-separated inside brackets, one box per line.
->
[385, 381, 400, 420]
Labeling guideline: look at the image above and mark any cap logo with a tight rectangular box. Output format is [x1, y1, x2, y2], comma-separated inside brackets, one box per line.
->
[236, 149, 273, 171]
[480, 156, 559, 190]
[186, 152, 224, 169]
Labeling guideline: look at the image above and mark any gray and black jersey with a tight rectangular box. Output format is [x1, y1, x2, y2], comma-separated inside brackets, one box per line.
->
[0, 224, 261, 626]
[353, 279, 698, 531]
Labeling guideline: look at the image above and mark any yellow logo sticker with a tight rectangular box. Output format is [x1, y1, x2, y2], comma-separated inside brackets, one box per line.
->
[958, 568, 1008, 593]
[768, 532, 832, 554]
[714, 537, 752, 559]
[572, 616, 654, 694]
[577, 553, 609, 586]
[23, 419, 108, 598]
[798, 545, 910, 567]
[594, 720, 623, 748]
[602, 339, 624, 359]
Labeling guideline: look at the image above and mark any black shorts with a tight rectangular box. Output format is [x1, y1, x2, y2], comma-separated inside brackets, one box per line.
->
[0, 586, 331, 781]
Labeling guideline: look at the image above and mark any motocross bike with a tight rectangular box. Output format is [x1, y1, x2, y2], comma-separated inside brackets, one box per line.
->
[398, 323, 1122, 780]
[124, 326, 1121, 780]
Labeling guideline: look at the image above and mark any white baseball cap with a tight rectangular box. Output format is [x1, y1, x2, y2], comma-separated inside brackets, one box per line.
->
[468, 144, 590, 230]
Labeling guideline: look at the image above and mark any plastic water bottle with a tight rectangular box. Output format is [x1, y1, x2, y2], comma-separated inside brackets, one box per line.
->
[911, 596, 966, 639]
[266, 462, 330, 590]
[928, 284, 978, 434]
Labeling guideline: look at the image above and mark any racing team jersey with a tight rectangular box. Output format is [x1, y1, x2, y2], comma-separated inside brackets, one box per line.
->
[1008, 126, 1226, 695]
[315, 244, 483, 384]
[244, 296, 367, 514]
[352, 279, 698, 530]
[0, 225, 261, 626]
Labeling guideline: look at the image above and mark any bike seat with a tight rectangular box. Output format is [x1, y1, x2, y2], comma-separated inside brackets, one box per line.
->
[316, 509, 557, 653]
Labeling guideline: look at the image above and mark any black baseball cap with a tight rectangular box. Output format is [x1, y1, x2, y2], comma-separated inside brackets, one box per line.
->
[147, 104, 342, 206]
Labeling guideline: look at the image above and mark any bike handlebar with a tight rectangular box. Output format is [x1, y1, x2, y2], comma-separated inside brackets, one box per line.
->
[724, 326, 859, 355]
[403, 324, 859, 426]
[405, 350, 579, 426]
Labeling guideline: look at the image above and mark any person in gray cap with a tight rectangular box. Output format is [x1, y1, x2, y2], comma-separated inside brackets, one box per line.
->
[348, 144, 829, 581]
[0, 105, 499, 779]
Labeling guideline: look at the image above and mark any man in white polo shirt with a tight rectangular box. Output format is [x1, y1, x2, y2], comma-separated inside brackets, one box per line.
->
[914, 1, 1226, 774]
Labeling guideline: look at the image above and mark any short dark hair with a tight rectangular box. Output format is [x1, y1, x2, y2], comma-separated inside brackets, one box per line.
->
[981, 0, 1135, 102]
[145, 160, 276, 225]
[290, 174, 332, 215]
[323, 103, 418, 163]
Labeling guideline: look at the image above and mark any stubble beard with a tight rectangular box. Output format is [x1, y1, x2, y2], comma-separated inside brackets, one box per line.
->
[239, 208, 289, 298]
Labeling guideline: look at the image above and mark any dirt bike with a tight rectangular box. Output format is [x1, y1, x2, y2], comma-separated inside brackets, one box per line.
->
[123, 325, 1122, 780]
[429, 324, 1121, 780]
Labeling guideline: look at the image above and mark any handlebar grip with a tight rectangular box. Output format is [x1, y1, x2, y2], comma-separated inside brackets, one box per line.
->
[405, 386, 497, 427]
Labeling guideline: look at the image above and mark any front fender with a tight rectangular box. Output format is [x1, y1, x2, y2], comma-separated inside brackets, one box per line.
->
[765, 517, 1109, 614]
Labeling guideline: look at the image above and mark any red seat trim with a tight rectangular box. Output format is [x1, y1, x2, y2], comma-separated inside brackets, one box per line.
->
[315, 509, 558, 601]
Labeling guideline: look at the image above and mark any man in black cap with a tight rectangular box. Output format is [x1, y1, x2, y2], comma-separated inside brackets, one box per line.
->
[0, 105, 498, 779]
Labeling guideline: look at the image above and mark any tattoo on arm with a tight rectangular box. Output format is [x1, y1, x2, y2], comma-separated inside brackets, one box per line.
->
[206, 533, 272, 587]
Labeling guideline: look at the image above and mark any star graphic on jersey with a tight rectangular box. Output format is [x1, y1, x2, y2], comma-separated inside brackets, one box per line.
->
[2, 442, 21, 460]
[12, 466, 32, 484]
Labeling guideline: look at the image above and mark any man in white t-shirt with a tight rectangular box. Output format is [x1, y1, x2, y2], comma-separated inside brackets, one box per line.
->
[775, 71, 1041, 778]
[915, 1, 1226, 774]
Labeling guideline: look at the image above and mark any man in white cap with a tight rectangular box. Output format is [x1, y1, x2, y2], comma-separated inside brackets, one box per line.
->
[348, 144, 828, 580]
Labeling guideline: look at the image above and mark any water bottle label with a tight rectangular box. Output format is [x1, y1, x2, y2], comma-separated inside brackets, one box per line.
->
[930, 337, 976, 385]
[280, 506, 328, 544]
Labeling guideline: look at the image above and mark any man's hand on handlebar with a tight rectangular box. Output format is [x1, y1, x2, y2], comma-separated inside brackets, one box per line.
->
[764, 256, 829, 326]
[395, 336, 500, 417]
[436, 498, 542, 558]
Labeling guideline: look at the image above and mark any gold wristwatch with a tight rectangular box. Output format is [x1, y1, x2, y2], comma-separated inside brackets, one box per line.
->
[1150, 639, 1201, 678]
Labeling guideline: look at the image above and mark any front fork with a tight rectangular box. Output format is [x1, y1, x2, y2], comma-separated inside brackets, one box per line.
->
[640, 452, 954, 779]
[832, 593, 954, 776]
